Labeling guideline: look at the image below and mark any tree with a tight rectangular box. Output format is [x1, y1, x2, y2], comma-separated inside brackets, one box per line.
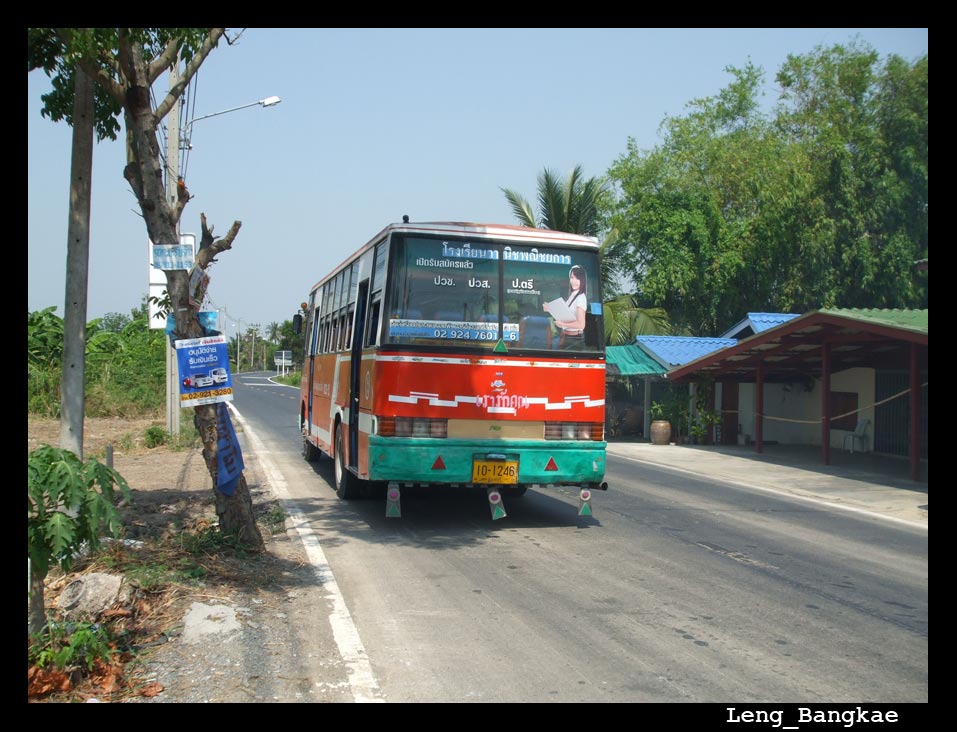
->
[28, 445, 131, 634]
[608, 43, 927, 335]
[501, 165, 609, 236]
[774, 41, 928, 310]
[601, 294, 673, 345]
[29, 29, 263, 551]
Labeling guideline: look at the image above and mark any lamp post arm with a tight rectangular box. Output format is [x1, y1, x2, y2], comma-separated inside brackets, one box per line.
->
[183, 96, 281, 139]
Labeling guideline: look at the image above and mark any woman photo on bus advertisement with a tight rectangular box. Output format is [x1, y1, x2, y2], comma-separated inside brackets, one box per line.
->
[543, 264, 588, 349]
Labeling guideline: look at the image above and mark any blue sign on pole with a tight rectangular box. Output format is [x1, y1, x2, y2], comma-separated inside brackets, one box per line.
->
[175, 335, 233, 407]
[215, 402, 244, 497]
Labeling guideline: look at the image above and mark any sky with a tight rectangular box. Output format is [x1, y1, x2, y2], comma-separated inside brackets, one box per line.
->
[27, 28, 928, 340]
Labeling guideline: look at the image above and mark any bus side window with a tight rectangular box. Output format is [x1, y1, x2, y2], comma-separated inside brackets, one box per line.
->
[365, 298, 381, 347]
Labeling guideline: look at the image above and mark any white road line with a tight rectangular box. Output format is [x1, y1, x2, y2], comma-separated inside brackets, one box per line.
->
[228, 403, 384, 703]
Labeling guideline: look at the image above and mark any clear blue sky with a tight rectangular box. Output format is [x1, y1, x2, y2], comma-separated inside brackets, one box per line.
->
[27, 28, 928, 337]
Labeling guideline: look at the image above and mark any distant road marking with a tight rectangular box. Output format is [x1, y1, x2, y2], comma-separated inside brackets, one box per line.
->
[228, 403, 384, 703]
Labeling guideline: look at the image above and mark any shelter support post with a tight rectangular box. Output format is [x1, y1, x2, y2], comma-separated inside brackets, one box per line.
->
[755, 363, 764, 454]
[821, 342, 831, 466]
[910, 344, 921, 482]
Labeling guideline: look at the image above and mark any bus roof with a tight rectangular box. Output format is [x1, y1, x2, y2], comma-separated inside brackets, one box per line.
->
[309, 221, 601, 294]
[378, 221, 600, 247]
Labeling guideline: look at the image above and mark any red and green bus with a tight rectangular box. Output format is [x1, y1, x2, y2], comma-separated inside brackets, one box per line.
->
[293, 220, 607, 518]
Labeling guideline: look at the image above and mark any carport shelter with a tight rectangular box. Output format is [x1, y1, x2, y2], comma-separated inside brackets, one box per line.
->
[664, 309, 928, 481]
[604, 344, 666, 437]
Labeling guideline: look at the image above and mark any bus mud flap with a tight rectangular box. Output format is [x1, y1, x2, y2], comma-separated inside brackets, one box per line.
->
[386, 483, 401, 518]
[487, 488, 507, 521]
[578, 488, 593, 517]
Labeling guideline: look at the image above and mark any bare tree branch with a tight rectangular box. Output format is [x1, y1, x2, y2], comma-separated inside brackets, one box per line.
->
[152, 29, 226, 122]
[196, 212, 242, 268]
[147, 35, 181, 84]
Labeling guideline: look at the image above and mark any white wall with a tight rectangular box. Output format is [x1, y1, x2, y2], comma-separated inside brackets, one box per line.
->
[730, 368, 875, 448]
[828, 368, 875, 451]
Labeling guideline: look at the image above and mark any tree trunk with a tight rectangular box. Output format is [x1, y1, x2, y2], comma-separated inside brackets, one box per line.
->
[29, 567, 47, 637]
[120, 40, 263, 552]
[194, 394, 264, 551]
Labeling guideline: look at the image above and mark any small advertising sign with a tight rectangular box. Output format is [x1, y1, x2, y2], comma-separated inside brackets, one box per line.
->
[188, 266, 210, 309]
[152, 243, 195, 271]
[148, 233, 196, 329]
[175, 334, 233, 407]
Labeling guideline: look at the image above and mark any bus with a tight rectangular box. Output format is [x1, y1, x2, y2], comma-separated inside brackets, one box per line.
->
[293, 219, 608, 519]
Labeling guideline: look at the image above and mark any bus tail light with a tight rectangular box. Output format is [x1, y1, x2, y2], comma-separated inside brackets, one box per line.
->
[377, 417, 448, 438]
[544, 422, 604, 441]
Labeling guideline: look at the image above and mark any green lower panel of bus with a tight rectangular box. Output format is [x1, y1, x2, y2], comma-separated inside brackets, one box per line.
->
[367, 436, 606, 486]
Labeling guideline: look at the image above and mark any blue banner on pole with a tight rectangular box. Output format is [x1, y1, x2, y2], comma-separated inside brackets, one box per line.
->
[216, 402, 244, 496]
[175, 335, 233, 408]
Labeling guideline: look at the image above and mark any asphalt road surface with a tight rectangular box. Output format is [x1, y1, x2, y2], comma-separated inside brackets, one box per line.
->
[229, 372, 927, 704]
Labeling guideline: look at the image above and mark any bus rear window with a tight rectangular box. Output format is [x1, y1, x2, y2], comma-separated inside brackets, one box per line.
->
[386, 235, 602, 352]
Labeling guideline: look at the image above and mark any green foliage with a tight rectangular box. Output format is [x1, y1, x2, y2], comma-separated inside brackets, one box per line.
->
[501, 164, 611, 236]
[607, 42, 928, 334]
[28, 28, 213, 142]
[28, 621, 116, 672]
[274, 370, 302, 388]
[28, 308, 168, 417]
[144, 426, 169, 448]
[98, 544, 208, 590]
[28, 445, 132, 580]
[176, 523, 251, 558]
[602, 294, 673, 345]
[260, 504, 287, 535]
[649, 386, 691, 441]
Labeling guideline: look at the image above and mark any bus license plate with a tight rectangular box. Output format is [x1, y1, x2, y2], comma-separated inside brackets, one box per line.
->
[472, 460, 518, 484]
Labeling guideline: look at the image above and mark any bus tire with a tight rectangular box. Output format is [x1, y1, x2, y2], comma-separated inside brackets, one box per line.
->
[301, 413, 321, 462]
[303, 436, 321, 462]
[334, 423, 360, 499]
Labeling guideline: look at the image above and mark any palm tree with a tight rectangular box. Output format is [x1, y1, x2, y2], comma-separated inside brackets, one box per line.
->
[602, 294, 673, 345]
[501, 165, 671, 342]
[501, 165, 606, 235]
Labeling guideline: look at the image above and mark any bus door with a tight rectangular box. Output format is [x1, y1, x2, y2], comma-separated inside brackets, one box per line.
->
[348, 280, 370, 469]
[305, 303, 318, 437]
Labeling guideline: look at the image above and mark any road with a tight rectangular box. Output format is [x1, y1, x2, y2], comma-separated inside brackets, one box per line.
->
[229, 371, 928, 704]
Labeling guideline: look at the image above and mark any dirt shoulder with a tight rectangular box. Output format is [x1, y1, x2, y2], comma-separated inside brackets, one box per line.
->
[28, 416, 348, 703]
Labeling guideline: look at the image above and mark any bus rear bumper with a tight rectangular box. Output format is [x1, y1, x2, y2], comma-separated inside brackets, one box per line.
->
[367, 436, 607, 487]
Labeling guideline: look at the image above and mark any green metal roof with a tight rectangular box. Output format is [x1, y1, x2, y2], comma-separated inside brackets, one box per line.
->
[821, 308, 928, 334]
[605, 344, 666, 376]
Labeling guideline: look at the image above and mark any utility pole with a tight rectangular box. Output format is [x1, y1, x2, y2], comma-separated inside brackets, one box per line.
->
[165, 60, 182, 435]
[250, 324, 258, 371]
[59, 65, 95, 459]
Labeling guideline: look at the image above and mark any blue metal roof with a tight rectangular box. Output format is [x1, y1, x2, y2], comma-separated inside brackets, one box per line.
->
[635, 336, 739, 369]
[720, 312, 800, 339]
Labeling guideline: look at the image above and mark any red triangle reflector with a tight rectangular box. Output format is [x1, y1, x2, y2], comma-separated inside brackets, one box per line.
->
[432, 456, 446, 470]
[544, 457, 558, 471]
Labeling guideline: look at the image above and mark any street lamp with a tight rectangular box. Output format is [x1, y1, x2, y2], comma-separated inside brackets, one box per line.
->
[182, 96, 281, 150]
[162, 86, 281, 435]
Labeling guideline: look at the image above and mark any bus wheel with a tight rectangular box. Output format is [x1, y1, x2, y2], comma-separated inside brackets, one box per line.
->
[334, 424, 359, 499]
[303, 437, 321, 462]
[301, 416, 321, 462]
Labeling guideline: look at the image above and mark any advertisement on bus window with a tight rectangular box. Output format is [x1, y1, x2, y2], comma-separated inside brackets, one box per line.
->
[386, 236, 602, 351]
